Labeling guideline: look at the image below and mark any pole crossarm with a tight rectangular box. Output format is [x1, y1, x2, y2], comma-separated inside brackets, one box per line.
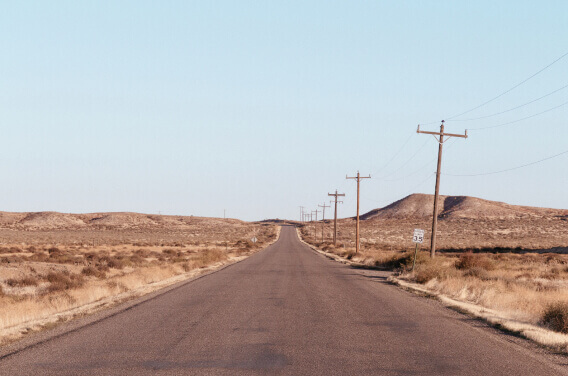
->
[318, 203, 330, 217]
[417, 124, 468, 142]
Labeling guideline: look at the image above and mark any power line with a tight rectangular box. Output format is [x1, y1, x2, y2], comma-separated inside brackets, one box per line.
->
[380, 138, 459, 182]
[371, 134, 414, 175]
[363, 172, 435, 205]
[376, 139, 430, 180]
[467, 99, 568, 131]
[449, 82, 568, 122]
[447, 50, 568, 120]
[444, 147, 568, 177]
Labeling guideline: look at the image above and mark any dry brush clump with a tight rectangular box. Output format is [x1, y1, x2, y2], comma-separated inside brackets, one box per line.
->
[6, 276, 39, 288]
[541, 302, 568, 334]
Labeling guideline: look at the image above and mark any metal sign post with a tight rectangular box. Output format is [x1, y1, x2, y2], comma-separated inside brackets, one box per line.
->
[411, 229, 424, 271]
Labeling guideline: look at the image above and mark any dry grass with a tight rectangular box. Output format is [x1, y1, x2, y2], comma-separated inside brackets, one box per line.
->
[300, 223, 568, 340]
[304, 215, 568, 252]
[0, 221, 278, 344]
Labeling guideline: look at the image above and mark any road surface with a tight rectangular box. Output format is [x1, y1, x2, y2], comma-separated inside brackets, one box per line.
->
[1, 225, 566, 375]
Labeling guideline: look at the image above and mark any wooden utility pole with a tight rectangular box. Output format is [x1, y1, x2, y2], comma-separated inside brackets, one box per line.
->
[318, 203, 331, 242]
[328, 190, 345, 246]
[417, 120, 467, 258]
[299, 206, 305, 222]
[346, 171, 371, 254]
[311, 210, 320, 242]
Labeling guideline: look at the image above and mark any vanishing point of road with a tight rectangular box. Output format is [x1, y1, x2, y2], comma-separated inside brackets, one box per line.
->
[1, 226, 566, 375]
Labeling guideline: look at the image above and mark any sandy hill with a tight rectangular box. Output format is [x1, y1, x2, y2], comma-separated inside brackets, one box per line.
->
[361, 194, 568, 220]
[0, 211, 245, 231]
[19, 212, 87, 229]
[87, 213, 159, 228]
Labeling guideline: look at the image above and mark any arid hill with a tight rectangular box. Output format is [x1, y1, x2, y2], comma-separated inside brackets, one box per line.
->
[360, 194, 568, 221]
[0, 211, 245, 231]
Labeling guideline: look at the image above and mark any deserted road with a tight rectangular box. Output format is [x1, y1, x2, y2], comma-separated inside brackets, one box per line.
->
[1, 226, 566, 375]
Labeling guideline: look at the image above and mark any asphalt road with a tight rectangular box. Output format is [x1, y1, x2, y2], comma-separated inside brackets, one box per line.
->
[1, 225, 567, 375]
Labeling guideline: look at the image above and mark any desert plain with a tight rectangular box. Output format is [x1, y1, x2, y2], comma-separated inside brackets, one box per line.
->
[299, 193, 568, 347]
[0, 212, 278, 344]
[2, 193, 568, 350]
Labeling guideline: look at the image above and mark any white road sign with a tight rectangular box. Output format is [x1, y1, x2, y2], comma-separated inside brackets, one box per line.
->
[251, 237, 257, 243]
[412, 229, 425, 244]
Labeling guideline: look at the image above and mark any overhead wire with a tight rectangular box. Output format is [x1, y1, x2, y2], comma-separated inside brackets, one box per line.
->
[376, 139, 430, 180]
[363, 172, 435, 206]
[370, 134, 414, 176]
[446, 50, 568, 120]
[466, 99, 568, 131]
[311, 51, 568, 214]
[448, 82, 568, 122]
[380, 138, 458, 182]
[443, 147, 568, 177]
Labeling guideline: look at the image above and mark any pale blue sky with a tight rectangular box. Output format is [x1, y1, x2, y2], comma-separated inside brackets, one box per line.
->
[1, 1, 567, 221]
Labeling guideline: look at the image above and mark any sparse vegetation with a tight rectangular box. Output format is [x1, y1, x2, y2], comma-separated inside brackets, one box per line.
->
[0, 216, 278, 345]
[300, 214, 568, 337]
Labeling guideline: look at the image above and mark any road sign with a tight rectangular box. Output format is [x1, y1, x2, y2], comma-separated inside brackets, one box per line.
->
[251, 237, 257, 243]
[412, 229, 424, 244]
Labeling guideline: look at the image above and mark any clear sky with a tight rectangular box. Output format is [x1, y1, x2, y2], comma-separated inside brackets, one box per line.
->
[1, 1, 567, 221]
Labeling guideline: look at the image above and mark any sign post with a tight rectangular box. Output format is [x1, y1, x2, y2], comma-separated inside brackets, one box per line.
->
[411, 229, 424, 271]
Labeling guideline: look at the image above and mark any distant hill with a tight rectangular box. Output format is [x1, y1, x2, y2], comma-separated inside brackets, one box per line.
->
[360, 194, 568, 220]
[0, 211, 244, 230]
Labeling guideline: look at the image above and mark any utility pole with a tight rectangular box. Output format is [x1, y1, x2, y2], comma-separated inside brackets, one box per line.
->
[299, 206, 305, 223]
[346, 171, 371, 254]
[417, 120, 467, 258]
[328, 190, 345, 246]
[318, 203, 331, 243]
[312, 210, 320, 243]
